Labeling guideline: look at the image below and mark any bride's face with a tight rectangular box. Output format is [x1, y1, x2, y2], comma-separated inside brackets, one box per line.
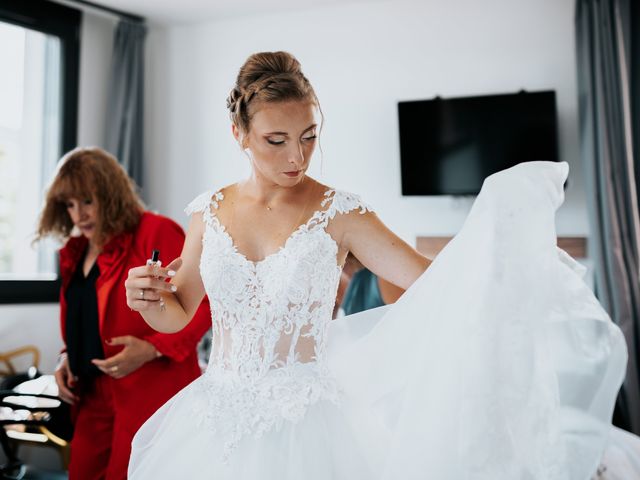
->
[236, 100, 318, 187]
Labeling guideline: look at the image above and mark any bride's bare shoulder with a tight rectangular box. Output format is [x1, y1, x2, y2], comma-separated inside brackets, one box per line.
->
[305, 177, 330, 192]
[216, 182, 238, 196]
[319, 183, 376, 242]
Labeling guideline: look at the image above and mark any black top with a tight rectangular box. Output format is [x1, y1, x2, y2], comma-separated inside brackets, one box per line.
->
[64, 250, 104, 379]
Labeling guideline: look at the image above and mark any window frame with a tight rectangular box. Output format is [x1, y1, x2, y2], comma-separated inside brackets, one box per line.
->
[0, 0, 81, 304]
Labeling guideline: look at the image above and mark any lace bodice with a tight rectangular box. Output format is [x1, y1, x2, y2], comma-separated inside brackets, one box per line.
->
[185, 186, 372, 459]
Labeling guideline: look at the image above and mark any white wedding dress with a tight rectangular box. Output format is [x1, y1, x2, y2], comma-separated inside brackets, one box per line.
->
[128, 161, 627, 480]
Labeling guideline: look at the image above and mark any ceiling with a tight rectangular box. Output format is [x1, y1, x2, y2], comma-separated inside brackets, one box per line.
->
[84, 0, 380, 25]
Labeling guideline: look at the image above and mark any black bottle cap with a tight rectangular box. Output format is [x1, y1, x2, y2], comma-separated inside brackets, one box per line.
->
[151, 249, 160, 262]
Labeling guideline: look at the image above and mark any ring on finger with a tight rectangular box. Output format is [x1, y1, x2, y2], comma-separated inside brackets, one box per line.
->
[139, 289, 145, 300]
[111, 365, 119, 373]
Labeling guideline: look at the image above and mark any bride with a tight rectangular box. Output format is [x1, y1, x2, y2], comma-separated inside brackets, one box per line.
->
[125, 51, 626, 479]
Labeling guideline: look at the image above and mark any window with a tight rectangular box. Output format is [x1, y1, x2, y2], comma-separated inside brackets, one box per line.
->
[0, 0, 80, 303]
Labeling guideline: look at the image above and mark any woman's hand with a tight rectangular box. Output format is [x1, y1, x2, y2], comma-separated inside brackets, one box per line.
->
[125, 258, 182, 311]
[91, 336, 159, 379]
[54, 353, 79, 404]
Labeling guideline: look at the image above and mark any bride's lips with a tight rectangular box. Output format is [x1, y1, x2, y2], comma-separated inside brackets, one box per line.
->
[284, 170, 301, 177]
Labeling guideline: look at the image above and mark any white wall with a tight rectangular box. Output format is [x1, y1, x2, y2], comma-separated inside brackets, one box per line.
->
[145, 0, 586, 243]
[3, 0, 587, 371]
[0, 11, 115, 375]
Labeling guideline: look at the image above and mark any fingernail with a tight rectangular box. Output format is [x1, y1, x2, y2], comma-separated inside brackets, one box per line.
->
[168, 270, 176, 277]
[105, 339, 112, 344]
[170, 285, 177, 292]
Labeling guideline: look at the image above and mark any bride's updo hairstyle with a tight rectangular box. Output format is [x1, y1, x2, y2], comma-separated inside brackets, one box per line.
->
[226, 51, 322, 143]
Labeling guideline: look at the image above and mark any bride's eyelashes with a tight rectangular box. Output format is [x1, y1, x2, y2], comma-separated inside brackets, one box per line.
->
[266, 135, 317, 146]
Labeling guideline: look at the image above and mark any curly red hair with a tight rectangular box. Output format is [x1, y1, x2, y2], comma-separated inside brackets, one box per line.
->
[37, 147, 144, 245]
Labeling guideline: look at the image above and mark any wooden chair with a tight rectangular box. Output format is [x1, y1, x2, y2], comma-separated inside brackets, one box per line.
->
[0, 346, 71, 474]
[0, 346, 40, 377]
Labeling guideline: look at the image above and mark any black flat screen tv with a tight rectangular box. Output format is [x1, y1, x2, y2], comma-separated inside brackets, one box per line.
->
[398, 90, 559, 195]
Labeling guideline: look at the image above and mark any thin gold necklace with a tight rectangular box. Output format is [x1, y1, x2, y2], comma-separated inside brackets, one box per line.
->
[265, 175, 307, 212]
[227, 180, 317, 257]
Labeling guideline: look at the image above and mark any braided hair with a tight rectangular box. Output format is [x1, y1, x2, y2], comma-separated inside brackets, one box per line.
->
[226, 51, 321, 137]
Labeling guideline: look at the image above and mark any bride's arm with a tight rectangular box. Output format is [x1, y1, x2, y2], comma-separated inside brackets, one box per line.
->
[125, 213, 207, 333]
[338, 211, 431, 290]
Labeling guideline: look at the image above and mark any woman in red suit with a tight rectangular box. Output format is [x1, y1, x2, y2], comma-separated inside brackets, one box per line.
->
[36, 147, 211, 480]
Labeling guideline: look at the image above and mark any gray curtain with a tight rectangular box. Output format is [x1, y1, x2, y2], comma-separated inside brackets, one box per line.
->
[576, 0, 640, 434]
[105, 19, 147, 191]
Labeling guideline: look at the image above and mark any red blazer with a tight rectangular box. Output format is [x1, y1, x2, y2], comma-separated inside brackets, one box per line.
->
[59, 211, 211, 436]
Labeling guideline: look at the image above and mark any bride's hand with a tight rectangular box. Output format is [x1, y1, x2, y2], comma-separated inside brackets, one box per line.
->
[126, 258, 182, 311]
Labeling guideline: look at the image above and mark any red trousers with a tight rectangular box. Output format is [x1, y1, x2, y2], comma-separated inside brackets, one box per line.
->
[68, 376, 135, 480]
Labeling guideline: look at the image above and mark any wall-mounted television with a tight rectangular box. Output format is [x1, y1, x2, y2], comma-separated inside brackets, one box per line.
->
[398, 90, 559, 195]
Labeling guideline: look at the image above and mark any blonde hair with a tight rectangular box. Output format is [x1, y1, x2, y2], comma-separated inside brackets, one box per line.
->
[226, 51, 323, 138]
[36, 147, 144, 245]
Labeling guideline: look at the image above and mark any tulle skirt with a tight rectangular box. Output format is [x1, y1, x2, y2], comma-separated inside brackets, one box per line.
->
[129, 161, 627, 479]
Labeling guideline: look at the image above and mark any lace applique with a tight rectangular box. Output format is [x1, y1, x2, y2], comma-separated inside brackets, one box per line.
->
[184, 190, 224, 217]
[185, 186, 372, 461]
[321, 189, 372, 220]
[196, 364, 340, 461]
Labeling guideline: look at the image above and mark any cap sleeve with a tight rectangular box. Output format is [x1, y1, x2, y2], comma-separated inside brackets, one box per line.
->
[185, 190, 225, 216]
[321, 189, 373, 221]
[185, 191, 212, 216]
